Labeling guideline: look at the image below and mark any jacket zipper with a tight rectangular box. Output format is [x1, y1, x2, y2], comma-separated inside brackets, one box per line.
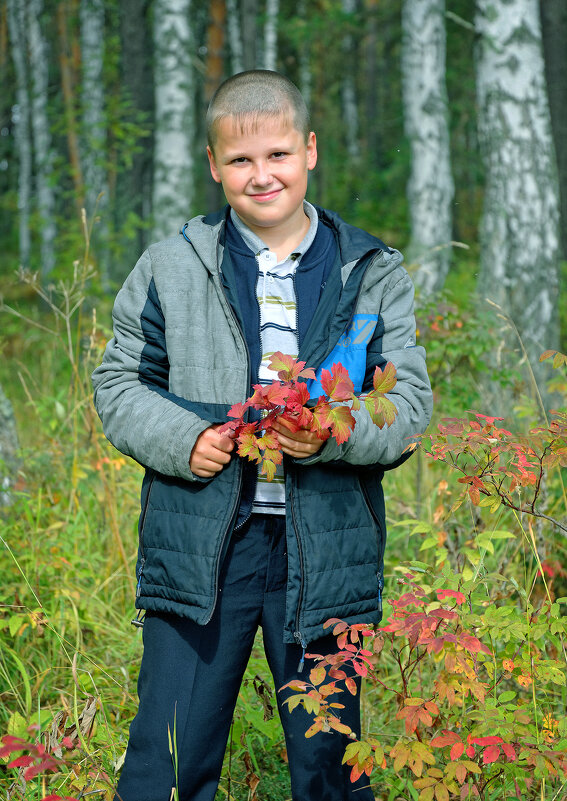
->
[131, 472, 156, 627]
[290, 476, 308, 671]
[360, 480, 386, 614]
[135, 472, 156, 596]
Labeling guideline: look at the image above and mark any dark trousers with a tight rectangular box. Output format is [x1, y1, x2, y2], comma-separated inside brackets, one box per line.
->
[114, 515, 375, 801]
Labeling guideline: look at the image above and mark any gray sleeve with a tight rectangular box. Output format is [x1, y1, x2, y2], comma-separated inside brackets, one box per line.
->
[301, 269, 432, 468]
[91, 250, 210, 480]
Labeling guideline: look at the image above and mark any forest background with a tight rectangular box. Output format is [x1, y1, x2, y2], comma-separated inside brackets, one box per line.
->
[0, 1, 566, 800]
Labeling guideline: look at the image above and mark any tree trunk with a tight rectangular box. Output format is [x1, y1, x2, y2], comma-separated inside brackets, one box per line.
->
[240, 0, 258, 71]
[152, 0, 194, 242]
[57, 1, 84, 215]
[297, 0, 311, 109]
[363, 0, 380, 168]
[341, 0, 360, 162]
[401, 0, 453, 296]
[539, 0, 567, 259]
[226, 0, 244, 74]
[27, 0, 57, 279]
[263, 0, 278, 71]
[80, 0, 107, 220]
[475, 0, 560, 397]
[205, 0, 225, 212]
[7, 0, 32, 268]
[0, 383, 20, 506]
[117, 0, 154, 261]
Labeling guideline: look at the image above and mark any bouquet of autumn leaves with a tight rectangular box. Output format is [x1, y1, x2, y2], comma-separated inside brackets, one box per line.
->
[218, 352, 398, 480]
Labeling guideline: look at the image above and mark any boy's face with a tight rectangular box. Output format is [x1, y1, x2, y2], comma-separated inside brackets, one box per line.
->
[207, 114, 317, 239]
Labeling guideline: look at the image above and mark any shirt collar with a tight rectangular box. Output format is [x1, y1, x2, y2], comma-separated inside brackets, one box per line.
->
[230, 201, 319, 262]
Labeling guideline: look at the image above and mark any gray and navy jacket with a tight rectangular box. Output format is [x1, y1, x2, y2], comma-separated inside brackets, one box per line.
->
[92, 206, 433, 646]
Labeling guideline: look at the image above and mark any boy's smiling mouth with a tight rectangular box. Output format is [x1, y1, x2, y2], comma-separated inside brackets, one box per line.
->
[248, 188, 283, 201]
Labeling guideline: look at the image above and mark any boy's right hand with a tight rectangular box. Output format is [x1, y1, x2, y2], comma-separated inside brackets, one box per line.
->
[190, 424, 235, 477]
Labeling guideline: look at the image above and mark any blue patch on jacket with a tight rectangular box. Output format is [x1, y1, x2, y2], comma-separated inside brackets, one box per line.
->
[308, 313, 379, 398]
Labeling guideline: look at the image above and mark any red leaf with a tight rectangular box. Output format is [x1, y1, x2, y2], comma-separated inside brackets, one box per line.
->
[431, 732, 460, 748]
[227, 400, 251, 419]
[320, 363, 355, 402]
[312, 402, 356, 445]
[450, 742, 465, 761]
[482, 745, 501, 764]
[352, 660, 368, 677]
[8, 755, 34, 768]
[470, 736, 503, 746]
[501, 743, 517, 761]
[436, 589, 466, 605]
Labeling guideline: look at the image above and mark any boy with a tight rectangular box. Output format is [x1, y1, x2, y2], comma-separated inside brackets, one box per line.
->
[93, 70, 432, 801]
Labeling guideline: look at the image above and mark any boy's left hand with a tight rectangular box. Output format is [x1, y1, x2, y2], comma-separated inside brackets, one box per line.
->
[271, 419, 324, 459]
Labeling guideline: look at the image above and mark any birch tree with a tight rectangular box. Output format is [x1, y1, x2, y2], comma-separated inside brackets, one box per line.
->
[475, 0, 560, 388]
[540, 0, 567, 259]
[241, 0, 258, 70]
[297, 0, 311, 109]
[80, 0, 107, 223]
[401, 0, 453, 296]
[7, 0, 32, 268]
[152, 0, 194, 241]
[341, 0, 360, 161]
[226, 0, 244, 74]
[263, 0, 279, 71]
[27, 0, 56, 278]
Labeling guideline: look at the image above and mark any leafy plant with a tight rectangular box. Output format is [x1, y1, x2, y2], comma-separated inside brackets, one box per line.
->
[219, 351, 398, 480]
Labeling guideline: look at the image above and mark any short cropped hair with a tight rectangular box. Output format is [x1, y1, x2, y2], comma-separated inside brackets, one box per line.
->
[207, 70, 310, 151]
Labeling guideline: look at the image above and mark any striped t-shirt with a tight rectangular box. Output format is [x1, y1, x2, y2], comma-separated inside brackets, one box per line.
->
[230, 202, 319, 514]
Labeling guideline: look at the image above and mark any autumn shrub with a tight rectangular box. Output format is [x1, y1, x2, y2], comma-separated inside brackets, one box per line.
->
[283, 355, 567, 801]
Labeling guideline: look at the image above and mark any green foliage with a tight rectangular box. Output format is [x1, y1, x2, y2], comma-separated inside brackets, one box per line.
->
[1, 233, 566, 799]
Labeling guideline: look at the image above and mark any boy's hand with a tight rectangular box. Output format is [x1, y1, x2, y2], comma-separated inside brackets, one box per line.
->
[271, 419, 324, 459]
[190, 424, 234, 477]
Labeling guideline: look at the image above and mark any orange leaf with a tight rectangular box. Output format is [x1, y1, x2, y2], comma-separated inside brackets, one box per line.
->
[320, 363, 355, 402]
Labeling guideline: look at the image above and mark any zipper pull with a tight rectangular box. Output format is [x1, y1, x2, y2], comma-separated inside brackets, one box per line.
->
[131, 610, 145, 628]
[377, 575, 384, 614]
[295, 633, 307, 673]
[136, 558, 146, 598]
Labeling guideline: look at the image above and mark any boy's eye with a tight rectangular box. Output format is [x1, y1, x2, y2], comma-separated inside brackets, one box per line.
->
[231, 157, 249, 164]
[271, 152, 287, 159]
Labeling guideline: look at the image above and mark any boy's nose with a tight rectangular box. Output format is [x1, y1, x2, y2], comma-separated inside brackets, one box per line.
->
[251, 161, 272, 186]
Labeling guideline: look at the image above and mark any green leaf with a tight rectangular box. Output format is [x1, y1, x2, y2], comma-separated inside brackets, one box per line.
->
[372, 361, 397, 393]
[364, 393, 397, 428]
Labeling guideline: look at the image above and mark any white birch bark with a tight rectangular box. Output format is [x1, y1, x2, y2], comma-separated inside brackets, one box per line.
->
[7, 0, 32, 267]
[475, 0, 560, 379]
[226, 0, 244, 74]
[152, 0, 194, 241]
[80, 0, 107, 220]
[27, 0, 56, 278]
[297, 0, 311, 109]
[263, 0, 279, 71]
[342, 0, 360, 161]
[401, 0, 454, 296]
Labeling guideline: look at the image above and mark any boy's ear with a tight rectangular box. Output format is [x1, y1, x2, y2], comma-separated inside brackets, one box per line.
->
[306, 132, 317, 171]
[207, 146, 222, 184]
